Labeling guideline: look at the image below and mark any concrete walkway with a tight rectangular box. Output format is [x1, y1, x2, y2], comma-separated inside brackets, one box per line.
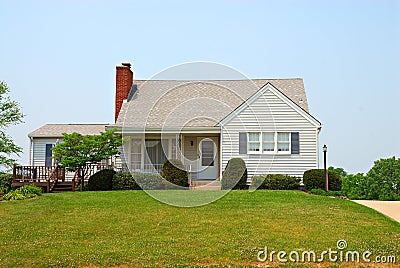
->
[353, 200, 400, 223]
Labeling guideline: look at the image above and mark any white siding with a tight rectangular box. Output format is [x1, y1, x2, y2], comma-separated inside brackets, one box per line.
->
[31, 138, 59, 166]
[221, 88, 319, 180]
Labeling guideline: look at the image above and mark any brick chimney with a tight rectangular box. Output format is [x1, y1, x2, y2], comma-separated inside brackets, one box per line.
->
[115, 62, 133, 122]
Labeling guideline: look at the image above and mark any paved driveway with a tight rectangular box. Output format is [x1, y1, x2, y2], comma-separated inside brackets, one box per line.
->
[353, 200, 400, 223]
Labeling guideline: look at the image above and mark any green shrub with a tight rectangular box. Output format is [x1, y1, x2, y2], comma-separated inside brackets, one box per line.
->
[250, 174, 300, 190]
[113, 172, 164, 190]
[3, 191, 26, 200]
[162, 159, 189, 188]
[303, 169, 342, 191]
[2, 184, 42, 201]
[134, 173, 164, 190]
[0, 173, 13, 194]
[17, 184, 42, 196]
[222, 158, 248, 190]
[112, 173, 140, 190]
[310, 188, 327, 196]
[88, 169, 116, 191]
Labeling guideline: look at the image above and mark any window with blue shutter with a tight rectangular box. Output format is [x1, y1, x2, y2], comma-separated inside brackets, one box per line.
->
[239, 132, 247, 154]
[291, 132, 300, 154]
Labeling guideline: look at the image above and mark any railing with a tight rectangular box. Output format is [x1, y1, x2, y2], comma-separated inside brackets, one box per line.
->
[13, 165, 62, 183]
[13, 163, 114, 192]
[48, 164, 64, 192]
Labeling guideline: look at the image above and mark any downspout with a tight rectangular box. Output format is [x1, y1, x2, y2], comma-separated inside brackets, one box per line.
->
[317, 126, 322, 169]
[29, 137, 34, 166]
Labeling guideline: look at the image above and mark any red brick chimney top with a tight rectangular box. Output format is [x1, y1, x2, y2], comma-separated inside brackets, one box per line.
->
[115, 63, 133, 122]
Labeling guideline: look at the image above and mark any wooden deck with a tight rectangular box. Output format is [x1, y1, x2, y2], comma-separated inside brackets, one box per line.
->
[12, 164, 110, 193]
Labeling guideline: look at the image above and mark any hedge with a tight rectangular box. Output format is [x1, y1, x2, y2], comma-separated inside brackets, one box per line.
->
[303, 169, 341, 191]
[112, 172, 164, 190]
[250, 174, 300, 190]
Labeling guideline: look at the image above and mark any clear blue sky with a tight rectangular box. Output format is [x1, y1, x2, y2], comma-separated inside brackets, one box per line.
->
[1, 0, 399, 174]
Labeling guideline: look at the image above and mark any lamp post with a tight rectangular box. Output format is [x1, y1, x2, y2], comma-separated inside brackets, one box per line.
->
[323, 144, 328, 191]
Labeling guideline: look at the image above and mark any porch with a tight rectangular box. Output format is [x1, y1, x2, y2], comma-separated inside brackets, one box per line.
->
[122, 131, 221, 183]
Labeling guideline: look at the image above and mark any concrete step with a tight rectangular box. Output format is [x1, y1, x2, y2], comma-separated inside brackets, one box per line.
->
[190, 180, 220, 190]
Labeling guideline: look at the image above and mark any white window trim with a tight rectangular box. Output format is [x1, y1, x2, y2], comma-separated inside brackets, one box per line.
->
[247, 132, 292, 155]
[247, 132, 261, 154]
[277, 132, 291, 155]
[262, 132, 276, 155]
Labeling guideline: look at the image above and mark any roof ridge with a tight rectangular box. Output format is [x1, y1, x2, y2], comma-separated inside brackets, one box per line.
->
[133, 78, 303, 82]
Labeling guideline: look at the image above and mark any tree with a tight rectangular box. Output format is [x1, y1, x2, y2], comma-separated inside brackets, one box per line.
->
[365, 157, 400, 200]
[328, 166, 348, 178]
[52, 129, 123, 189]
[341, 157, 400, 201]
[0, 81, 24, 172]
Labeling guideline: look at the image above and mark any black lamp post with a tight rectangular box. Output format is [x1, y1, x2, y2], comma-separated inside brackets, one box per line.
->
[323, 144, 328, 191]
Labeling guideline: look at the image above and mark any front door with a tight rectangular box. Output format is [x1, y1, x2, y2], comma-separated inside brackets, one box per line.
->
[196, 137, 218, 180]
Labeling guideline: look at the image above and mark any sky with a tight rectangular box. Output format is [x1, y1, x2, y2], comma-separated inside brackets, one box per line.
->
[1, 0, 399, 174]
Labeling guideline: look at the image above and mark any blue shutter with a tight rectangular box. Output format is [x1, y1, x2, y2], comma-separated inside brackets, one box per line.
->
[291, 132, 300, 154]
[239, 132, 247, 154]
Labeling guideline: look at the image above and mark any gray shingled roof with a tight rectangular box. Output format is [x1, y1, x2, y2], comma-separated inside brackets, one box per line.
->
[116, 79, 309, 128]
[28, 124, 108, 138]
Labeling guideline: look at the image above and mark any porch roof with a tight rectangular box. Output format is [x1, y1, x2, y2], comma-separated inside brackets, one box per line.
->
[115, 79, 308, 129]
[28, 124, 109, 138]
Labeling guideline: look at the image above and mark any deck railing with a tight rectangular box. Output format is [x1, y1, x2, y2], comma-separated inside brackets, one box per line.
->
[13, 165, 61, 183]
[13, 163, 113, 192]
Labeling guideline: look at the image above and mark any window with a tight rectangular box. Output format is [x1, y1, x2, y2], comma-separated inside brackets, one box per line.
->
[245, 132, 294, 154]
[277, 133, 290, 152]
[144, 139, 168, 172]
[201, 140, 214, 166]
[130, 139, 141, 171]
[45, 144, 54, 166]
[262, 133, 275, 152]
[248, 133, 260, 152]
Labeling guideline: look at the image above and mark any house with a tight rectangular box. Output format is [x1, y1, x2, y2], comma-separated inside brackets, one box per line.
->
[28, 124, 109, 166]
[26, 62, 321, 185]
[111, 63, 322, 182]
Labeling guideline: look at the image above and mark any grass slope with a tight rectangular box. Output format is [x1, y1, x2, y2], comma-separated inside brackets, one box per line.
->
[0, 190, 399, 267]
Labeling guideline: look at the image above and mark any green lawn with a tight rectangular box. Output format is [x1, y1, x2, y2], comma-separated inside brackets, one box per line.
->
[0, 190, 399, 267]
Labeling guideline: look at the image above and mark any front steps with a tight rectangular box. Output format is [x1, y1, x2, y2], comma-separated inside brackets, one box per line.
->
[190, 180, 220, 190]
[52, 182, 75, 192]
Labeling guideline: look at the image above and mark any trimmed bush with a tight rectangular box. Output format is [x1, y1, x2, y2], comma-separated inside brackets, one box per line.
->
[135, 173, 164, 190]
[162, 159, 189, 188]
[222, 158, 248, 190]
[250, 174, 300, 190]
[112, 173, 140, 190]
[303, 169, 341, 191]
[88, 169, 116, 191]
[0, 173, 13, 194]
[112, 172, 165, 190]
